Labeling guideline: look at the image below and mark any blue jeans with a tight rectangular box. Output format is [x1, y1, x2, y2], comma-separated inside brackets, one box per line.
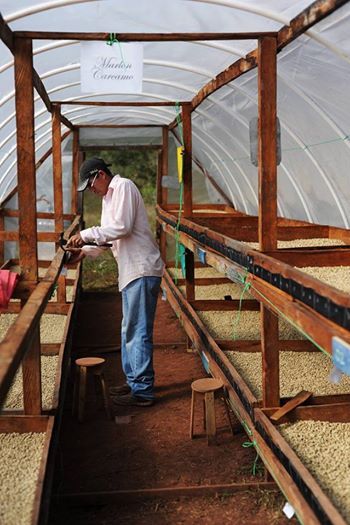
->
[121, 276, 161, 400]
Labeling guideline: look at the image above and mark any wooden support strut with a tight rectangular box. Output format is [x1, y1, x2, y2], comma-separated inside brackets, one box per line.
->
[14, 36, 38, 284]
[258, 36, 279, 408]
[52, 104, 64, 240]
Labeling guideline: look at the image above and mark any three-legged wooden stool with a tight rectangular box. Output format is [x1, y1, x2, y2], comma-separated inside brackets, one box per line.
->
[190, 377, 233, 445]
[73, 357, 112, 422]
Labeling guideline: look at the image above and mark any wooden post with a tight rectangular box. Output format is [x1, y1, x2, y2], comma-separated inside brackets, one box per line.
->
[14, 36, 38, 283]
[182, 104, 195, 301]
[71, 128, 79, 214]
[258, 36, 279, 407]
[182, 103, 192, 219]
[22, 325, 42, 415]
[162, 126, 168, 206]
[52, 104, 64, 243]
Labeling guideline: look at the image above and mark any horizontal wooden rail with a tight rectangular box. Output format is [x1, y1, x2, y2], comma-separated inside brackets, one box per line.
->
[14, 31, 277, 41]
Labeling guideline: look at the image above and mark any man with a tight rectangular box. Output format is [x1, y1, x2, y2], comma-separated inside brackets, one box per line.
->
[67, 157, 164, 406]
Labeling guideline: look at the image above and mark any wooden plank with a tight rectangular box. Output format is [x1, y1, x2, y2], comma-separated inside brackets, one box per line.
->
[52, 105, 64, 240]
[190, 299, 260, 311]
[182, 103, 192, 218]
[261, 306, 280, 408]
[15, 31, 278, 41]
[162, 127, 168, 206]
[0, 415, 49, 433]
[80, 145, 161, 151]
[258, 36, 277, 251]
[0, 12, 14, 51]
[41, 344, 61, 356]
[263, 401, 350, 424]
[185, 249, 195, 301]
[32, 68, 51, 113]
[14, 36, 38, 283]
[176, 277, 231, 286]
[77, 124, 161, 128]
[71, 129, 79, 214]
[55, 481, 277, 504]
[270, 390, 313, 422]
[267, 249, 350, 267]
[22, 321, 42, 415]
[55, 100, 184, 106]
[217, 339, 317, 352]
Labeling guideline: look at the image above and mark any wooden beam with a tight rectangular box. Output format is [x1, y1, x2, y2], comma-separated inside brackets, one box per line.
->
[162, 127, 169, 206]
[22, 326, 42, 415]
[52, 105, 64, 238]
[0, 415, 49, 433]
[14, 36, 38, 283]
[80, 145, 162, 151]
[77, 124, 161, 128]
[0, 12, 14, 52]
[270, 390, 313, 422]
[182, 103, 192, 218]
[258, 36, 277, 251]
[263, 402, 350, 424]
[71, 129, 79, 214]
[56, 481, 277, 505]
[258, 36, 279, 409]
[55, 100, 184, 106]
[14, 31, 278, 41]
[32, 69, 51, 113]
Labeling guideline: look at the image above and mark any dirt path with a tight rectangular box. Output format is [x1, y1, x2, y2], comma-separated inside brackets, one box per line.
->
[49, 291, 294, 525]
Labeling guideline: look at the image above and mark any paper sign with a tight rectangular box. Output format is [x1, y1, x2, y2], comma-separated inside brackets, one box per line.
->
[80, 41, 143, 93]
[282, 502, 295, 519]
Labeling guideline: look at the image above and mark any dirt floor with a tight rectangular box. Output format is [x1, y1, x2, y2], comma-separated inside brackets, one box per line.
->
[49, 291, 295, 525]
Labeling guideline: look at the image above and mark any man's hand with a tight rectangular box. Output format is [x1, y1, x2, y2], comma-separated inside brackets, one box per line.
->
[66, 233, 85, 248]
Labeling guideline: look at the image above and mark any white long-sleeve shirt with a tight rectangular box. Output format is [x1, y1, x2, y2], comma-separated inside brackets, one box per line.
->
[80, 175, 164, 291]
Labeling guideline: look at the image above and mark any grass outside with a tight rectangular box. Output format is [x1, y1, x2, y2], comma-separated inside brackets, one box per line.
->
[81, 188, 156, 292]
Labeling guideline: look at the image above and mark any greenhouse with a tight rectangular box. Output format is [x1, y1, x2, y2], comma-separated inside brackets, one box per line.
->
[1, 1, 350, 524]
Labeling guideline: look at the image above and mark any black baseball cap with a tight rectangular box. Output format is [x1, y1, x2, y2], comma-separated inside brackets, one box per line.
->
[78, 157, 112, 191]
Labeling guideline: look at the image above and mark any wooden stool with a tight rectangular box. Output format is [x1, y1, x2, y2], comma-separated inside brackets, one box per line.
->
[73, 357, 112, 422]
[190, 378, 233, 445]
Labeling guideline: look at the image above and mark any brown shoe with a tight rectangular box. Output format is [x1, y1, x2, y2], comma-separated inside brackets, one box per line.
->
[112, 393, 154, 407]
[109, 383, 131, 396]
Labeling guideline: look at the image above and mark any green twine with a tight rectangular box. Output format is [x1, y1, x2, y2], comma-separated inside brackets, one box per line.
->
[106, 33, 126, 68]
[242, 440, 260, 476]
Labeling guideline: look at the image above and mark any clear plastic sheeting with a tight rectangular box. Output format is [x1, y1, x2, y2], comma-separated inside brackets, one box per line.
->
[0, 1, 349, 226]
